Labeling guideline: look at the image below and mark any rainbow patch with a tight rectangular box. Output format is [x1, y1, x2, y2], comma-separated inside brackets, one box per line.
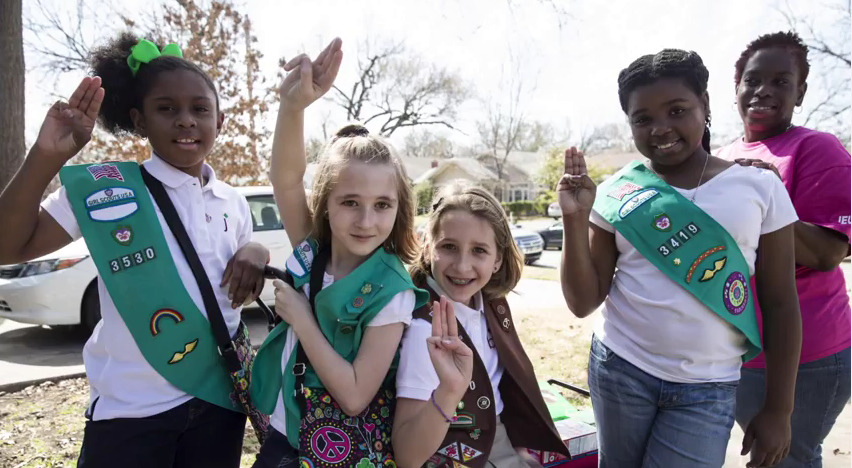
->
[150, 309, 184, 336]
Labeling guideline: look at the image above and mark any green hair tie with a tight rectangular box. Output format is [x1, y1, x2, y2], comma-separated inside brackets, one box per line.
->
[126, 39, 183, 77]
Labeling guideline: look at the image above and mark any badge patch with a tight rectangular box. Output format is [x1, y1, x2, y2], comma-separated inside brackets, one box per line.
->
[85, 187, 137, 222]
[438, 442, 461, 460]
[618, 189, 659, 218]
[87, 163, 124, 181]
[168, 339, 198, 364]
[723, 272, 748, 315]
[700, 258, 728, 282]
[476, 396, 491, 410]
[361, 283, 372, 295]
[108, 246, 157, 274]
[450, 412, 475, 427]
[111, 225, 133, 246]
[686, 246, 725, 283]
[607, 182, 642, 201]
[150, 308, 185, 336]
[460, 443, 483, 462]
[652, 213, 672, 231]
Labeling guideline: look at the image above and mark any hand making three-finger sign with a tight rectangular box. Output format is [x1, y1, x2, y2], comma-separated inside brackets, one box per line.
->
[556, 146, 597, 218]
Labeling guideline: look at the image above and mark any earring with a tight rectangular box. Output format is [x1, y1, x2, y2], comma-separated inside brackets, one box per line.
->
[794, 106, 803, 115]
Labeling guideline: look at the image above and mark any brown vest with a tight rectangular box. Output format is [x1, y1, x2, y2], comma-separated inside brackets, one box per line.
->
[413, 283, 569, 468]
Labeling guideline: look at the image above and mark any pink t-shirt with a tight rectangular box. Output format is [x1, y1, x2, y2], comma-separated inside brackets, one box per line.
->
[718, 126, 851, 367]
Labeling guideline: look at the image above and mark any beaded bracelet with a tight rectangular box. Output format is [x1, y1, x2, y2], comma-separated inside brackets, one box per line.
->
[429, 390, 453, 423]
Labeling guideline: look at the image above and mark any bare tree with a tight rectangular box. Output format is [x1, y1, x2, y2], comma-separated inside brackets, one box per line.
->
[777, 0, 850, 142]
[331, 41, 469, 137]
[0, 0, 25, 192]
[575, 122, 633, 155]
[403, 129, 455, 159]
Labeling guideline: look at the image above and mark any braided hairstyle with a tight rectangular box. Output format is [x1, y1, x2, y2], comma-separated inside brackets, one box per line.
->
[88, 31, 219, 136]
[617, 49, 712, 152]
[734, 31, 809, 85]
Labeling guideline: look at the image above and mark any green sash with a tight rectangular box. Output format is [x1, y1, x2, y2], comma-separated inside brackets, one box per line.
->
[60, 162, 238, 411]
[250, 240, 427, 446]
[593, 161, 760, 361]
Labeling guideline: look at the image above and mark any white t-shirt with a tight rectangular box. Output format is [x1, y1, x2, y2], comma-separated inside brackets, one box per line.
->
[590, 164, 797, 383]
[269, 272, 415, 436]
[396, 276, 505, 415]
[41, 154, 253, 420]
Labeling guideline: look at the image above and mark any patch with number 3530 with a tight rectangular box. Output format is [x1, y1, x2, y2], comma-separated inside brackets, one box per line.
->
[108, 246, 157, 274]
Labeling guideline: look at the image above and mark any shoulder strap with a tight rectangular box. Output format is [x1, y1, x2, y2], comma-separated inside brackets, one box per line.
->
[293, 244, 331, 415]
[140, 166, 240, 373]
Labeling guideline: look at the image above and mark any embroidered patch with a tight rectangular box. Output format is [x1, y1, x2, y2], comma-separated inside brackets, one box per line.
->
[460, 443, 483, 462]
[168, 339, 198, 364]
[360, 283, 372, 295]
[685, 246, 725, 283]
[673, 258, 681, 266]
[450, 412, 475, 427]
[700, 258, 728, 282]
[496, 304, 506, 315]
[501, 317, 511, 331]
[85, 187, 138, 222]
[111, 225, 133, 246]
[149, 308, 184, 336]
[723, 272, 748, 315]
[438, 442, 461, 460]
[607, 182, 642, 201]
[87, 163, 124, 181]
[108, 246, 157, 274]
[352, 297, 364, 308]
[618, 189, 659, 218]
[469, 429, 481, 440]
[476, 396, 491, 410]
[652, 213, 672, 231]
[453, 460, 471, 467]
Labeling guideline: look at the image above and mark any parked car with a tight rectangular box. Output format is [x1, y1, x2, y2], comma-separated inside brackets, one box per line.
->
[511, 226, 544, 265]
[0, 186, 291, 335]
[547, 201, 562, 219]
[538, 222, 564, 250]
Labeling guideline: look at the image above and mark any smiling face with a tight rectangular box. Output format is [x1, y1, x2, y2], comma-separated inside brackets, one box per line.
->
[130, 69, 223, 176]
[736, 47, 806, 142]
[626, 77, 709, 168]
[428, 209, 502, 307]
[326, 161, 399, 264]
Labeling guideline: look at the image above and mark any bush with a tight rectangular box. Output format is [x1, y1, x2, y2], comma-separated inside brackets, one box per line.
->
[414, 182, 435, 215]
[501, 201, 544, 217]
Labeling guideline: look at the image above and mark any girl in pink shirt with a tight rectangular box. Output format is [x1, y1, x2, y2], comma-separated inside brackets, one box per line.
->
[719, 31, 851, 468]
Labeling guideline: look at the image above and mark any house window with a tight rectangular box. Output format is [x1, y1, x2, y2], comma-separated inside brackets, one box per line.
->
[514, 189, 524, 201]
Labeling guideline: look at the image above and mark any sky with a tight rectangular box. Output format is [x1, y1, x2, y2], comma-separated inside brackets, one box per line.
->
[22, 0, 850, 152]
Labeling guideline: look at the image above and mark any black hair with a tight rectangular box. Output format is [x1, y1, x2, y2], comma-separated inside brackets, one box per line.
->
[617, 49, 712, 152]
[88, 31, 219, 136]
[734, 31, 810, 85]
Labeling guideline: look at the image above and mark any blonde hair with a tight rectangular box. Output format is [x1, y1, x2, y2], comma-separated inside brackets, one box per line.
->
[410, 182, 523, 299]
[309, 124, 418, 263]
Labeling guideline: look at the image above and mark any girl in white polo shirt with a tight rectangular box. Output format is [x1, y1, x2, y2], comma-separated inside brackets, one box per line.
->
[0, 32, 267, 467]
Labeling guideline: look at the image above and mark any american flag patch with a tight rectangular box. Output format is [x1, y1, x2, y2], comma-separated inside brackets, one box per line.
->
[87, 164, 124, 182]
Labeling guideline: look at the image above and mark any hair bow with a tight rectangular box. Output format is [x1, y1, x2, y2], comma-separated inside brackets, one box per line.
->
[127, 39, 183, 76]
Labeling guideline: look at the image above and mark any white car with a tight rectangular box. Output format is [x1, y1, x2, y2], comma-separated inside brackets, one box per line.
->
[0, 186, 291, 334]
[547, 201, 562, 219]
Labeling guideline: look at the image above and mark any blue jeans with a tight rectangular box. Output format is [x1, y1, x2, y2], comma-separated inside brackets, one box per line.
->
[736, 347, 852, 468]
[588, 335, 738, 468]
[77, 398, 246, 468]
[252, 427, 300, 468]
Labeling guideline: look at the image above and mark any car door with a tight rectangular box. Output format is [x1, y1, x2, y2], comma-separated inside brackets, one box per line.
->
[245, 194, 291, 305]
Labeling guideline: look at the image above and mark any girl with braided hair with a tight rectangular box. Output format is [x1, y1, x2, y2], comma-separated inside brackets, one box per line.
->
[719, 31, 851, 468]
[558, 49, 802, 467]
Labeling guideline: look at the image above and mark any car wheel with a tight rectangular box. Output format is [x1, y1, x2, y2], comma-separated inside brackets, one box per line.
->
[81, 281, 101, 335]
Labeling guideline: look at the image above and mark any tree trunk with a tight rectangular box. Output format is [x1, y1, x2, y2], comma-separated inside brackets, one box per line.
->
[0, 0, 25, 193]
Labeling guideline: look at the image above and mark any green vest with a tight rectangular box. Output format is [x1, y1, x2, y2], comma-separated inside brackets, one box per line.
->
[59, 162, 238, 411]
[250, 241, 428, 445]
[593, 161, 761, 361]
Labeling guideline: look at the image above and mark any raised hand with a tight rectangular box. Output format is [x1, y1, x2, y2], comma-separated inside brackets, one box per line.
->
[278, 37, 343, 110]
[557, 146, 597, 217]
[426, 296, 474, 396]
[34, 76, 104, 164]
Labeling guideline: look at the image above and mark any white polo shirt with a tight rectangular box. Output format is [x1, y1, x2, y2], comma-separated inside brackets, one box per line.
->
[396, 276, 505, 415]
[41, 153, 253, 420]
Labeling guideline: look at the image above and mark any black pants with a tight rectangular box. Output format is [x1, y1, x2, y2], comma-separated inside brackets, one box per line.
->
[77, 398, 246, 468]
[252, 427, 300, 468]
